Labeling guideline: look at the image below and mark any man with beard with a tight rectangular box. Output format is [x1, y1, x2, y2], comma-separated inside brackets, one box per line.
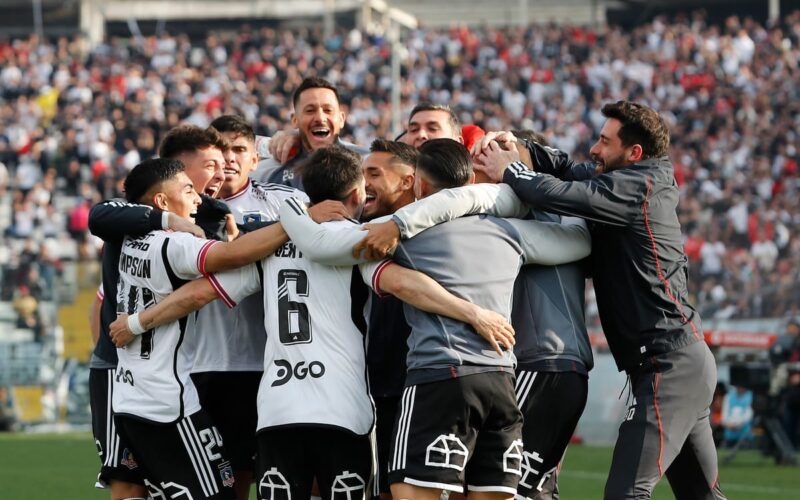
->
[262, 77, 367, 190]
[474, 101, 726, 500]
[359, 139, 417, 498]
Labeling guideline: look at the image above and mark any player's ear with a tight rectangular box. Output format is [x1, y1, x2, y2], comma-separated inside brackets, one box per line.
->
[467, 172, 476, 185]
[628, 144, 643, 163]
[152, 192, 169, 211]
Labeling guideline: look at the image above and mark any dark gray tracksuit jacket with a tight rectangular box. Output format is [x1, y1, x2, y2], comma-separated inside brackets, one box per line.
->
[506, 140, 703, 373]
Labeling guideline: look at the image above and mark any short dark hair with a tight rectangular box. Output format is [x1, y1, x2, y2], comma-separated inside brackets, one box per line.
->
[209, 115, 255, 143]
[408, 102, 461, 133]
[300, 145, 363, 204]
[124, 158, 185, 204]
[292, 76, 340, 109]
[158, 125, 228, 159]
[416, 138, 472, 189]
[369, 138, 418, 169]
[600, 101, 670, 159]
[511, 129, 549, 147]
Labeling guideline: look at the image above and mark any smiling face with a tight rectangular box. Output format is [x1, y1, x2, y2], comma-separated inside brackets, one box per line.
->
[173, 146, 226, 198]
[405, 109, 462, 150]
[292, 87, 346, 152]
[589, 118, 637, 173]
[361, 152, 415, 220]
[219, 132, 258, 198]
[155, 172, 202, 221]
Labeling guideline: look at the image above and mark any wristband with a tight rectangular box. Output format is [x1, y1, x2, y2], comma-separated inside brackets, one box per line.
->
[162, 211, 170, 230]
[127, 312, 147, 335]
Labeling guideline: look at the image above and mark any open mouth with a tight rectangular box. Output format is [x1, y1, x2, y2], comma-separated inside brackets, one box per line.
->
[205, 185, 219, 197]
[310, 127, 331, 140]
[223, 167, 239, 176]
[364, 193, 376, 208]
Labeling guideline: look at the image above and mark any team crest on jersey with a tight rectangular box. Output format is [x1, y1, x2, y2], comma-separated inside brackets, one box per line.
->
[218, 461, 235, 487]
[120, 448, 139, 470]
[242, 211, 264, 224]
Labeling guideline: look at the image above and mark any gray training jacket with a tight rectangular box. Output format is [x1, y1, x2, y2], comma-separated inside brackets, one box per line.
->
[392, 184, 593, 375]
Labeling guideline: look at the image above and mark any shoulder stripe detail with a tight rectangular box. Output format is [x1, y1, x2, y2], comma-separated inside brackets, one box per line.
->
[286, 197, 306, 216]
[252, 180, 300, 193]
[206, 274, 236, 308]
[371, 260, 394, 298]
[196, 240, 219, 275]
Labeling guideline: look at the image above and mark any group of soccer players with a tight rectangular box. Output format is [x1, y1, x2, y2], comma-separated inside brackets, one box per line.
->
[88, 76, 726, 500]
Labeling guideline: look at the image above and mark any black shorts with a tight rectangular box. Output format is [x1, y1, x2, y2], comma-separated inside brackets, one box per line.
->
[255, 426, 373, 500]
[388, 371, 523, 495]
[115, 410, 235, 500]
[374, 396, 401, 496]
[89, 367, 145, 488]
[192, 371, 261, 473]
[515, 370, 588, 500]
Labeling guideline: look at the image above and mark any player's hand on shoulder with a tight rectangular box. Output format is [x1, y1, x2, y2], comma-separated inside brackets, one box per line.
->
[307, 200, 349, 223]
[110, 314, 136, 348]
[468, 305, 515, 356]
[269, 129, 301, 165]
[167, 213, 205, 238]
[353, 220, 400, 260]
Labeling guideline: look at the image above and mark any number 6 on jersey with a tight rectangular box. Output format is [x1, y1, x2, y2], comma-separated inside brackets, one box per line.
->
[277, 269, 312, 344]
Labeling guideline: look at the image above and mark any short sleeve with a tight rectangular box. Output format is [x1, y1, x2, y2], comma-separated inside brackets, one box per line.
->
[359, 259, 393, 298]
[164, 233, 221, 279]
[206, 263, 262, 309]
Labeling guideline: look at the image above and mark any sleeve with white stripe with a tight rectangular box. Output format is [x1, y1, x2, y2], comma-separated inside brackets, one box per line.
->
[206, 263, 262, 309]
[392, 182, 530, 239]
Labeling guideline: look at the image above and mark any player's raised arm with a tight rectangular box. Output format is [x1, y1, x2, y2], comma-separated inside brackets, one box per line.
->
[279, 197, 379, 265]
[110, 262, 263, 347]
[363, 261, 515, 355]
[506, 216, 592, 266]
[391, 183, 529, 239]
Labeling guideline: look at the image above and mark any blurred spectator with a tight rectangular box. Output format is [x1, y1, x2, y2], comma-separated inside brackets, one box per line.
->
[770, 319, 800, 446]
[721, 386, 754, 447]
[12, 284, 44, 342]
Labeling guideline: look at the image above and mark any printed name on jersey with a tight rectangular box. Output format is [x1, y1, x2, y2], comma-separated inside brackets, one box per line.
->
[271, 359, 326, 387]
[119, 254, 152, 278]
[274, 241, 303, 259]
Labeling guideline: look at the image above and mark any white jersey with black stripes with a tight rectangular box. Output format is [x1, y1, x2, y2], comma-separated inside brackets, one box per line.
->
[189, 180, 309, 373]
[207, 202, 381, 435]
[113, 231, 220, 423]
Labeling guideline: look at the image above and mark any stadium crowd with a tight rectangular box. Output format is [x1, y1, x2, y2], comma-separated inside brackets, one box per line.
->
[1, 9, 800, 329]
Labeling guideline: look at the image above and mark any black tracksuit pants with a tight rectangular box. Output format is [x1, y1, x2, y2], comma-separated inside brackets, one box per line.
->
[604, 340, 727, 500]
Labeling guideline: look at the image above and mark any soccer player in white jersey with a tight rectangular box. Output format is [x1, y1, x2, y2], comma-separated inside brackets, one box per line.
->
[108, 146, 516, 500]
[111, 157, 313, 499]
[183, 115, 310, 500]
